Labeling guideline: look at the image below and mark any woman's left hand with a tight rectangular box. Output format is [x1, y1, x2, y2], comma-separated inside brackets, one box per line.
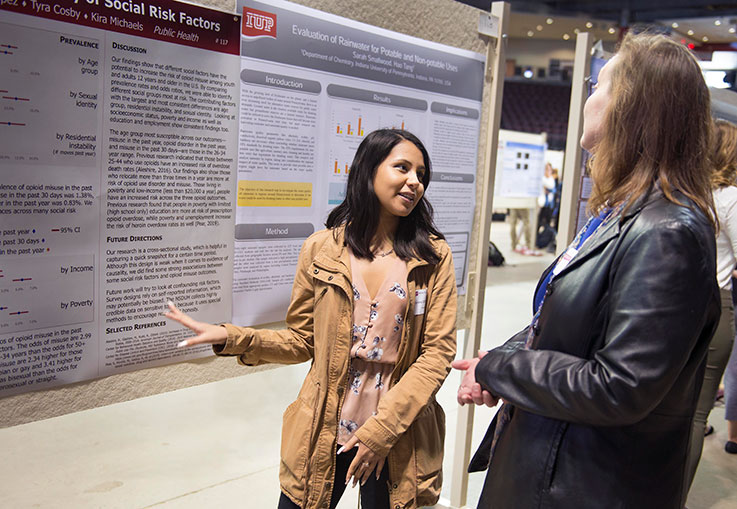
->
[340, 435, 385, 487]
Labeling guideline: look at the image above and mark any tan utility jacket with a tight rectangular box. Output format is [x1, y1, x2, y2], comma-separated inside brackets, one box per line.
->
[216, 227, 457, 508]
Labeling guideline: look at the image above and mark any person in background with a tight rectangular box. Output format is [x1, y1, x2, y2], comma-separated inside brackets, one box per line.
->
[536, 162, 558, 252]
[510, 207, 541, 256]
[550, 167, 562, 231]
[537, 162, 556, 229]
[723, 123, 737, 456]
[165, 129, 457, 509]
[452, 32, 719, 508]
[686, 119, 737, 489]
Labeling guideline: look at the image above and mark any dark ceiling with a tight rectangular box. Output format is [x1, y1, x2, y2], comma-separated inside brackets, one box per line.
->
[457, 1, 737, 24]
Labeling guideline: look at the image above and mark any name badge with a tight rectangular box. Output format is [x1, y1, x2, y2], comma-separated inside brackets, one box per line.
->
[552, 246, 578, 276]
[414, 289, 427, 315]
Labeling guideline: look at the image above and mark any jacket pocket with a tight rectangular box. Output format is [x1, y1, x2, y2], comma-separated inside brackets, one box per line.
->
[413, 399, 445, 495]
[279, 397, 314, 495]
[313, 283, 329, 307]
[543, 421, 569, 491]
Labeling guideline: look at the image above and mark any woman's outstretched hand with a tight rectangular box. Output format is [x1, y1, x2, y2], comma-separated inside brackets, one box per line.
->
[164, 301, 227, 347]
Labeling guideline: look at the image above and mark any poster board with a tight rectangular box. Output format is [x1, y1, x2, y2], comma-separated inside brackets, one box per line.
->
[0, 0, 241, 396]
[232, 0, 485, 325]
[491, 129, 546, 251]
[0, 0, 485, 397]
[493, 129, 546, 203]
[557, 32, 591, 252]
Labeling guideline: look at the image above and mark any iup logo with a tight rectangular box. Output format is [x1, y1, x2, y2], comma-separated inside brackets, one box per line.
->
[242, 7, 277, 39]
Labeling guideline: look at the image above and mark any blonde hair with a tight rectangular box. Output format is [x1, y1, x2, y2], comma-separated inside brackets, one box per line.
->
[587, 32, 715, 225]
[711, 119, 737, 189]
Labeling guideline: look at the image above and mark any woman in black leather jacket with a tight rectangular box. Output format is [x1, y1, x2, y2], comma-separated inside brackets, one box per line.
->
[453, 33, 721, 508]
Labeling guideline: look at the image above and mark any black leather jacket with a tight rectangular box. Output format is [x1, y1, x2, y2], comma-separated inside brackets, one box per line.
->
[471, 190, 720, 508]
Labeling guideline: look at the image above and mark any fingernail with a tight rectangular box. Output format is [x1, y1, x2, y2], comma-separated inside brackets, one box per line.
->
[177, 340, 188, 348]
[167, 300, 174, 307]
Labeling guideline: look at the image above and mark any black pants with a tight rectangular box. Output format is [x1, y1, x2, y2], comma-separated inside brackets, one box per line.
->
[277, 447, 390, 509]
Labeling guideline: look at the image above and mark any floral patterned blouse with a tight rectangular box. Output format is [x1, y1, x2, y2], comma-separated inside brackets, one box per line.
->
[337, 252, 409, 445]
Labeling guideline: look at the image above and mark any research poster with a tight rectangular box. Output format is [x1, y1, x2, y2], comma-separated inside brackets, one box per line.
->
[0, 0, 484, 397]
[494, 135, 546, 199]
[0, 0, 240, 396]
[233, 0, 485, 325]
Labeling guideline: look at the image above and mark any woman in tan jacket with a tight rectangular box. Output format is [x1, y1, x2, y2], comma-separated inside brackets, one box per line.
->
[167, 129, 457, 509]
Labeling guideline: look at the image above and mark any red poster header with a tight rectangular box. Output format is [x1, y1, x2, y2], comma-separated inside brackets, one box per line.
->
[241, 6, 276, 39]
[1, 0, 241, 55]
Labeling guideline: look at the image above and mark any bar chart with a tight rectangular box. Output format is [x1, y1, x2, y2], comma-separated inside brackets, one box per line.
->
[335, 115, 365, 137]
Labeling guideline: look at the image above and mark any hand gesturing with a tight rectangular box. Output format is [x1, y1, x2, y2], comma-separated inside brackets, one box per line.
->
[164, 301, 227, 348]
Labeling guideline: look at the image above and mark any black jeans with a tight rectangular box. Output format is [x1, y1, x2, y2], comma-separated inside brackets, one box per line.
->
[277, 447, 390, 509]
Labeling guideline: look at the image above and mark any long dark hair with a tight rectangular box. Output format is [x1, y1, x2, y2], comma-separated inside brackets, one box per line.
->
[326, 129, 443, 264]
[587, 33, 715, 226]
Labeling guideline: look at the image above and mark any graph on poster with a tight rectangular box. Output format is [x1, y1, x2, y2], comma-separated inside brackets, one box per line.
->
[326, 100, 425, 205]
[330, 102, 423, 140]
[334, 115, 364, 136]
[0, 255, 94, 334]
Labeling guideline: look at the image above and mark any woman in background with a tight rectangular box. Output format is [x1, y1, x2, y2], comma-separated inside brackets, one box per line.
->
[720, 120, 737, 456]
[167, 129, 457, 509]
[686, 119, 737, 488]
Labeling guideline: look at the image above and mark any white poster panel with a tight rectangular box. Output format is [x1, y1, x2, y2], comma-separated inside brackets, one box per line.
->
[233, 0, 485, 325]
[0, 0, 240, 396]
[493, 132, 547, 199]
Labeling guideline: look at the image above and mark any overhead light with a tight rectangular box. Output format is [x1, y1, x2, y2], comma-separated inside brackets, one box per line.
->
[715, 20, 722, 26]
[703, 36, 709, 42]
[563, 33, 570, 40]
[536, 25, 543, 31]
[574, 28, 580, 34]
[608, 27, 616, 34]
[672, 22, 679, 28]
[523, 69, 534, 79]
[687, 29, 694, 35]
[730, 27, 736, 34]
[585, 22, 593, 29]
[546, 18, 554, 25]
[527, 30, 534, 37]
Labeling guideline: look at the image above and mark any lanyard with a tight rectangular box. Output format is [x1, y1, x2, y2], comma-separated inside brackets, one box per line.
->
[487, 203, 625, 462]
